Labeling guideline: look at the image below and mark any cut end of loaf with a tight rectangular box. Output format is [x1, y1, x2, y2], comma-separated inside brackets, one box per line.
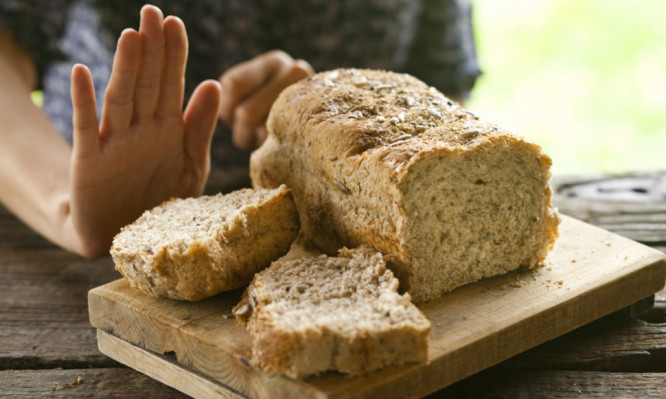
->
[234, 246, 430, 378]
[110, 185, 300, 301]
[397, 135, 560, 302]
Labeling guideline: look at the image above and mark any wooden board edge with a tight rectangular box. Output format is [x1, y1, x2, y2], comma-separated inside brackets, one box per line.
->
[87, 215, 666, 399]
[427, 259, 666, 394]
[318, 248, 666, 399]
[89, 285, 331, 399]
[97, 329, 247, 399]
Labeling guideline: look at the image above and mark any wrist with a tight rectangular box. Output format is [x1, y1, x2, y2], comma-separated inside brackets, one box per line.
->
[53, 197, 110, 258]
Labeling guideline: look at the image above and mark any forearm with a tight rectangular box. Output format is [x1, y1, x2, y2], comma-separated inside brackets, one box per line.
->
[0, 35, 83, 255]
[0, 92, 82, 254]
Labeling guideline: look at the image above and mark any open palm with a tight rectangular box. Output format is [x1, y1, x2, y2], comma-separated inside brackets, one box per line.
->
[69, 6, 221, 257]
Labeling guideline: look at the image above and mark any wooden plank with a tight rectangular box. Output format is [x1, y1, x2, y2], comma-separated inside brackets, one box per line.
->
[4, 365, 666, 399]
[500, 313, 666, 372]
[552, 173, 666, 205]
[438, 370, 666, 398]
[0, 208, 121, 369]
[98, 330, 247, 399]
[88, 216, 666, 399]
[89, 285, 327, 398]
[0, 367, 187, 398]
[552, 173, 666, 245]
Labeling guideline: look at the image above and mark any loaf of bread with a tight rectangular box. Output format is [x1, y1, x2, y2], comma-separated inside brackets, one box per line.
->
[110, 186, 300, 301]
[233, 246, 430, 378]
[251, 68, 560, 303]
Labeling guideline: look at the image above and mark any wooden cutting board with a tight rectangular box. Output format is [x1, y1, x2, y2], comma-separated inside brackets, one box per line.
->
[88, 215, 666, 399]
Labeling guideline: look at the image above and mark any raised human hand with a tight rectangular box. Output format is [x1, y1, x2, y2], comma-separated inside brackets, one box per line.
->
[69, 5, 221, 257]
[218, 50, 314, 150]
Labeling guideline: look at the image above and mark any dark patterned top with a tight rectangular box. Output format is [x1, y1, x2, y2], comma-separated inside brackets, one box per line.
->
[0, 0, 481, 167]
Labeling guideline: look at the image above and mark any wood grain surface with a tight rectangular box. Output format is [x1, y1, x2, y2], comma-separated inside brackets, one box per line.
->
[88, 215, 666, 399]
[3, 172, 666, 398]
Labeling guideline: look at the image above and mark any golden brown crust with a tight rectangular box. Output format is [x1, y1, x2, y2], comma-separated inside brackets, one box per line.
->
[234, 247, 430, 378]
[111, 186, 300, 301]
[251, 69, 560, 302]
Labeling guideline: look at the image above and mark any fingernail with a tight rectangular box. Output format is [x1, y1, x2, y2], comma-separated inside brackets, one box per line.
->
[165, 15, 184, 25]
[141, 4, 164, 18]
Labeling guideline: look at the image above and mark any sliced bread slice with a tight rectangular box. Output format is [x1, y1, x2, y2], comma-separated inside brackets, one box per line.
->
[233, 246, 431, 378]
[110, 185, 300, 301]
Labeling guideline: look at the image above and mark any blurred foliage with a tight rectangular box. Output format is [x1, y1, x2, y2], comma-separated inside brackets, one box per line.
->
[469, 0, 665, 174]
[31, 90, 43, 108]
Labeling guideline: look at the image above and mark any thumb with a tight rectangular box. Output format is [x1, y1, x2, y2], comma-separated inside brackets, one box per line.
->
[183, 80, 222, 168]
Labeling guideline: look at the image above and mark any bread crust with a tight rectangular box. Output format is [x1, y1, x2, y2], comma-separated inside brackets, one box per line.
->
[251, 69, 560, 302]
[111, 186, 300, 301]
[234, 247, 431, 378]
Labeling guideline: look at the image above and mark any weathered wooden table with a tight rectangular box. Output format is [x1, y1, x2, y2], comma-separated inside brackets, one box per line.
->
[2, 171, 665, 398]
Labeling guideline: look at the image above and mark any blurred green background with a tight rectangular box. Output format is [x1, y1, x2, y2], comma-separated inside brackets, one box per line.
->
[468, 0, 665, 175]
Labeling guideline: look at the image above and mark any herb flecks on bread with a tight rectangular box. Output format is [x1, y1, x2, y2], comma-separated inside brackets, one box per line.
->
[111, 185, 300, 301]
[251, 68, 560, 303]
[234, 246, 430, 378]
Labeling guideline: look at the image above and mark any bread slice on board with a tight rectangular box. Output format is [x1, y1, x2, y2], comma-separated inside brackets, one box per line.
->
[110, 185, 300, 301]
[251, 68, 560, 303]
[233, 246, 431, 379]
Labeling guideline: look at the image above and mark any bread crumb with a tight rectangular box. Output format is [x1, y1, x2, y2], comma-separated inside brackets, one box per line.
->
[571, 259, 576, 263]
[51, 376, 84, 392]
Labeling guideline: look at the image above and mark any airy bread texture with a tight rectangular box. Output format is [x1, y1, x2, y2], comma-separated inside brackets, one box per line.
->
[233, 246, 431, 378]
[251, 68, 560, 303]
[111, 186, 300, 301]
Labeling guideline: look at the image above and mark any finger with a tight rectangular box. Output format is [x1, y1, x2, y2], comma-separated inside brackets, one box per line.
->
[71, 64, 99, 153]
[231, 60, 312, 149]
[255, 124, 268, 147]
[134, 5, 165, 121]
[218, 50, 295, 126]
[156, 15, 187, 117]
[100, 28, 141, 133]
[184, 80, 222, 173]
